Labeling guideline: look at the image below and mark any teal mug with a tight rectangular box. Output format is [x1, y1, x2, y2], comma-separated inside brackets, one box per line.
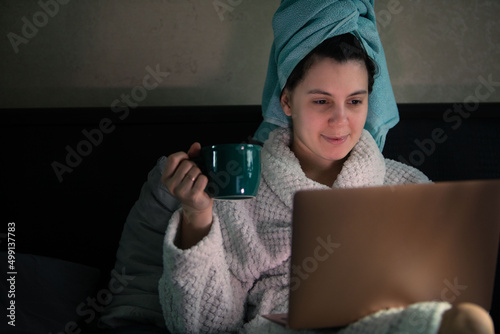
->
[194, 143, 262, 200]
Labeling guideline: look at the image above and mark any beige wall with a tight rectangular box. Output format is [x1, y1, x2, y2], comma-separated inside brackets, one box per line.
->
[1, 0, 499, 108]
[378, 0, 500, 104]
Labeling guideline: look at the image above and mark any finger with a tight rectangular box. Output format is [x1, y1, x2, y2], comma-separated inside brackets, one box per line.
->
[167, 160, 201, 196]
[187, 142, 202, 159]
[192, 174, 209, 194]
[164, 159, 195, 193]
[181, 166, 202, 186]
[163, 151, 189, 181]
[175, 164, 205, 198]
[185, 175, 212, 209]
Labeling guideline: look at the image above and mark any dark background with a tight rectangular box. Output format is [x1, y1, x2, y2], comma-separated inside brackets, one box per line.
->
[2, 103, 499, 330]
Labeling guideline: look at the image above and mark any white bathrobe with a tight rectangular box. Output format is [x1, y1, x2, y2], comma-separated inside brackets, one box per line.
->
[159, 128, 451, 334]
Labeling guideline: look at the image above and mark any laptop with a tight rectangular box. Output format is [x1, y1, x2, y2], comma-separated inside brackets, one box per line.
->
[262, 179, 500, 330]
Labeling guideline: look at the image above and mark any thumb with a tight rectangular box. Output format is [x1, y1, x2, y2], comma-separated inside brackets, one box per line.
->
[187, 142, 202, 159]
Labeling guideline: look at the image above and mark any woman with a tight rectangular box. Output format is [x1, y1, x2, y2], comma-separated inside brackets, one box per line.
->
[159, 33, 494, 333]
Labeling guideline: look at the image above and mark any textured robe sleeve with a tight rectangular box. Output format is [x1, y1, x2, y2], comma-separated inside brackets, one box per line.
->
[159, 210, 251, 334]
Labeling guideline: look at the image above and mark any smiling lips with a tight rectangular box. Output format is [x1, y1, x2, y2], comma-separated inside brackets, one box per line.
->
[321, 134, 349, 145]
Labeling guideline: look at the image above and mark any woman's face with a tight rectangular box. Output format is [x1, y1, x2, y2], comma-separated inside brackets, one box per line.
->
[281, 57, 369, 170]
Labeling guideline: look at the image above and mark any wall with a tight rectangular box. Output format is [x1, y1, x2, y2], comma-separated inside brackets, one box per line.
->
[1, 0, 499, 109]
[379, 0, 500, 104]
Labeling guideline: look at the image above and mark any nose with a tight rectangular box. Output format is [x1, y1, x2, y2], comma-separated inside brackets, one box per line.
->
[328, 105, 348, 125]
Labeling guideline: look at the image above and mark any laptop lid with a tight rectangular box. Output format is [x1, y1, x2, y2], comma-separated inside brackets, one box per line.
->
[286, 179, 500, 330]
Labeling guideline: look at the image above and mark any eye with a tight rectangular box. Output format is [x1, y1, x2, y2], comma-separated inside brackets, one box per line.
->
[313, 99, 328, 105]
[349, 99, 363, 105]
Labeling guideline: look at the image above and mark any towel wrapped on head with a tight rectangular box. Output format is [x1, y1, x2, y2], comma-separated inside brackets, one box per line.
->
[253, 0, 398, 151]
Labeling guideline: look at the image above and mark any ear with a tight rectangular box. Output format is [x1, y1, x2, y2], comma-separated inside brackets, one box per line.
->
[280, 89, 293, 117]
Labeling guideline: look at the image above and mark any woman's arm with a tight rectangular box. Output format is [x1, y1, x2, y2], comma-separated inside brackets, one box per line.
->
[159, 210, 251, 333]
[159, 143, 252, 333]
[161, 142, 214, 249]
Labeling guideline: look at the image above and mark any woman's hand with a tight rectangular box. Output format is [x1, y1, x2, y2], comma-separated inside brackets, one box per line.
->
[162, 142, 214, 249]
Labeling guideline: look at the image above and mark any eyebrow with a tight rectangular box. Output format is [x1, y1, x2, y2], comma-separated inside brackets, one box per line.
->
[307, 89, 368, 97]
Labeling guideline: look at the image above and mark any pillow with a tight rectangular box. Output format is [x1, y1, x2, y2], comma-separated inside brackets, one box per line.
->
[0, 252, 100, 333]
[99, 157, 180, 329]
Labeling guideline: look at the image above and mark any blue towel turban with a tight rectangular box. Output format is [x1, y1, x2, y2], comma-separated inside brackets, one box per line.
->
[253, 0, 398, 151]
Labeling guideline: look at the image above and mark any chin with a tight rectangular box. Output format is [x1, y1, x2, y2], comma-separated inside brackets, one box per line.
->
[321, 144, 355, 161]
[323, 151, 351, 162]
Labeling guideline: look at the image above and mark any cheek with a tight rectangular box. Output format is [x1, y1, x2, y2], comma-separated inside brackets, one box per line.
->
[351, 108, 368, 128]
[294, 111, 324, 131]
